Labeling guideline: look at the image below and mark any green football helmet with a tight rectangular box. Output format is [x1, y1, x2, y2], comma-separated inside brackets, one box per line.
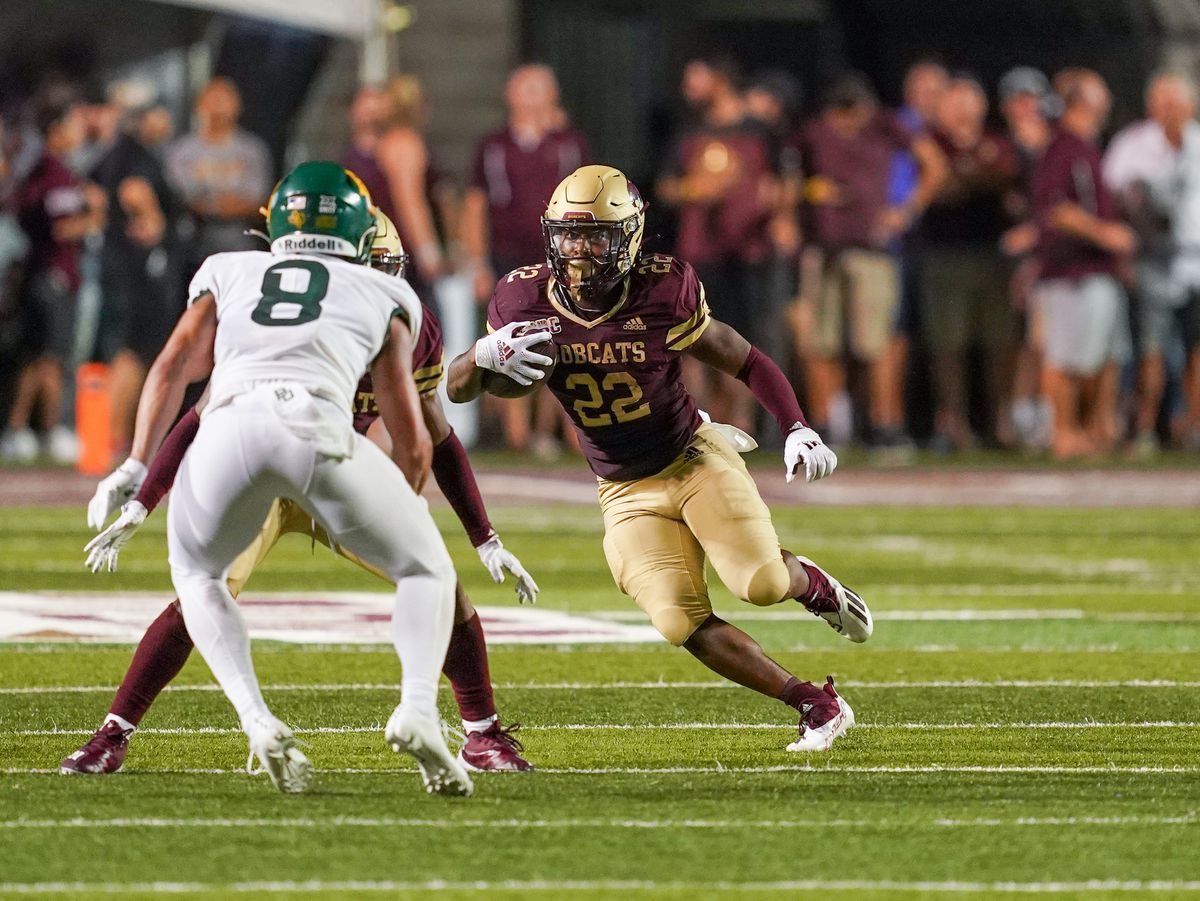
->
[264, 160, 377, 263]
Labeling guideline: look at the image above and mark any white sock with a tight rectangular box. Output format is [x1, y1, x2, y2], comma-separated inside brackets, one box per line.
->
[391, 569, 455, 716]
[463, 715, 498, 734]
[173, 571, 272, 730]
[104, 713, 136, 733]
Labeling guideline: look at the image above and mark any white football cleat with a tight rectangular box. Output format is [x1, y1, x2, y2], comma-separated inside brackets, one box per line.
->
[386, 705, 474, 797]
[246, 716, 312, 794]
[786, 676, 855, 753]
[795, 556, 873, 643]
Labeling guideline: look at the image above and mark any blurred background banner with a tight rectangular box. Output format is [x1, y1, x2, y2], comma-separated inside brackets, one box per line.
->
[155, 0, 376, 38]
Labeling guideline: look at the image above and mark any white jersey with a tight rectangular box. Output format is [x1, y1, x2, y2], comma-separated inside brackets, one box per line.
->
[189, 250, 422, 413]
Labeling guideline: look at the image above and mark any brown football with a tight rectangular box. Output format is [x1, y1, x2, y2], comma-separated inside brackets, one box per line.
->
[482, 333, 557, 399]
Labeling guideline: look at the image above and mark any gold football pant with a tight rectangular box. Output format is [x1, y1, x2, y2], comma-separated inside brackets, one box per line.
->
[224, 498, 388, 597]
[597, 423, 792, 645]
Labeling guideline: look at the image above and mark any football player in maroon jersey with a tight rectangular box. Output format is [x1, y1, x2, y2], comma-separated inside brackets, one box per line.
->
[65, 211, 535, 776]
[448, 165, 872, 752]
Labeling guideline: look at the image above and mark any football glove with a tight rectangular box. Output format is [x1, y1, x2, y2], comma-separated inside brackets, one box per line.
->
[87, 458, 148, 530]
[84, 501, 148, 573]
[474, 322, 554, 387]
[476, 534, 540, 604]
[784, 425, 837, 483]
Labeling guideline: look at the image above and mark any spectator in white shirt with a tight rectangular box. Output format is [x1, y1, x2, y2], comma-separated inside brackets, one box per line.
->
[1104, 72, 1200, 454]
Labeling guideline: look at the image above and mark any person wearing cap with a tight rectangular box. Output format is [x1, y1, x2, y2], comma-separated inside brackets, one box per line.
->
[1103, 72, 1200, 455]
[90, 80, 180, 461]
[998, 66, 1056, 451]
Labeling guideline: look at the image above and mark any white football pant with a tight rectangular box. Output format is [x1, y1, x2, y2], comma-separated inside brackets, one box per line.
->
[167, 384, 456, 732]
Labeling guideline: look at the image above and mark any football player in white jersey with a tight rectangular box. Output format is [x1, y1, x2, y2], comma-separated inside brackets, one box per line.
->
[101, 161, 472, 796]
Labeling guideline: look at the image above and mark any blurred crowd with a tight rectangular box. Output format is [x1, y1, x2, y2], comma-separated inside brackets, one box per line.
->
[656, 55, 1200, 462]
[3, 54, 1199, 466]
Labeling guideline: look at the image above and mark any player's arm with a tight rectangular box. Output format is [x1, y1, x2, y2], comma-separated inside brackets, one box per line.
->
[370, 316, 433, 494]
[446, 321, 554, 403]
[686, 319, 836, 483]
[423, 392, 540, 602]
[84, 299, 216, 570]
[129, 294, 217, 468]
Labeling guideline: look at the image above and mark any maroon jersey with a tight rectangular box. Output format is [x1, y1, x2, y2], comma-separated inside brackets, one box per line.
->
[470, 127, 590, 268]
[352, 301, 444, 434]
[16, 153, 87, 289]
[488, 256, 710, 480]
[1033, 128, 1119, 280]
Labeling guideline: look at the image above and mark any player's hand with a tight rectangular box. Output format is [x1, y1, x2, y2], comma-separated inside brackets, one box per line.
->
[87, 458, 148, 530]
[84, 501, 148, 573]
[473, 322, 554, 387]
[476, 535, 540, 604]
[785, 426, 837, 483]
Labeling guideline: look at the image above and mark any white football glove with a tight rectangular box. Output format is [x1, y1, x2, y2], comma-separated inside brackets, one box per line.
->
[476, 534, 540, 604]
[474, 321, 554, 387]
[84, 501, 148, 573]
[87, 457, 148, 530]
[784, 425, 838, 483]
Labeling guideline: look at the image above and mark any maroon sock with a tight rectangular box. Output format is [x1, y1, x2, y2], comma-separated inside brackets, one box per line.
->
[776, 676, 828, 712]
[441, 612, 497, 723]
[798, 562, 832, 603]
[109, 600, 195, 726]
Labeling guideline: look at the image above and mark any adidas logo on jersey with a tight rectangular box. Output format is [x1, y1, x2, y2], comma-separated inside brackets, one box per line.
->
[623, 317, 647, 331]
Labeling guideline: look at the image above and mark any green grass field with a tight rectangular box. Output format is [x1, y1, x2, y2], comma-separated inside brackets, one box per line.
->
[0, 501, 1197, 899]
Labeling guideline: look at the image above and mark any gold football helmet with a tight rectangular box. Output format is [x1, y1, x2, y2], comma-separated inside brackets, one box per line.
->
[369, 209, 410, 278]
[542, 165, 646, 309]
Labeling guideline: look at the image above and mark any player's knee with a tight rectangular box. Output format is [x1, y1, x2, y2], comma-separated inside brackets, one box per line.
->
[741, 559, 791, 607]
[649, 606, 702, 646]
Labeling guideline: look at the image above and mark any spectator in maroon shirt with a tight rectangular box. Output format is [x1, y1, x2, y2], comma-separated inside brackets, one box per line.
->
[922, 77, 1021, 452]
[658, 54, 775, 432]
[462, 64, 590, 456]
[2, 90, 97, 464]
[794, 72, 946, 451]
[1032, 70, 1137, 459]
[463, 64, 590, 303]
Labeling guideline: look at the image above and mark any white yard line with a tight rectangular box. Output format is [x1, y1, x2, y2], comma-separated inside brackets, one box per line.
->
[5, 765, 1200, 776]
[10, 721, 1199, 737]
[590, 608, 1195, 622]
[0, 814, 1193, 831]
[4, 678, 1200, 695]
[0, 879, 1198, 894]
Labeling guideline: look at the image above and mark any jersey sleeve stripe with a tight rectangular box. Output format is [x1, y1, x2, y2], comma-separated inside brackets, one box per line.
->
[413, 363, 443, 381]
[414, 370, 444, 390]
[666, 313, 711, 351]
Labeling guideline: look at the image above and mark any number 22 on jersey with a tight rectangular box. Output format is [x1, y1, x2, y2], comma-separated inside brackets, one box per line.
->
[565, 371, 650, 427]
[252, 260, 330, 326]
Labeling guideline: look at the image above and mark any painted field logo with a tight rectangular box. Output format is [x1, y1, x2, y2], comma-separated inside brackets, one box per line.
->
[0, 593, 660, 645]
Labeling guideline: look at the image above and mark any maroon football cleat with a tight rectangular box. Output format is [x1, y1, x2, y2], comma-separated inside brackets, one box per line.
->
[457, 721, 533, 772]
[60, 721, 133, 775]
[795, 556, 873, 643]
[787, 676, 855, 752]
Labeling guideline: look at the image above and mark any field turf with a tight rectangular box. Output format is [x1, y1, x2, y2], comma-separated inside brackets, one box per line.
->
[0, 502, 1197, 899]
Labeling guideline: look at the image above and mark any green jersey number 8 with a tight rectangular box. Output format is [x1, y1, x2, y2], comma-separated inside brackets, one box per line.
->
[251, 260, 330, 326]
